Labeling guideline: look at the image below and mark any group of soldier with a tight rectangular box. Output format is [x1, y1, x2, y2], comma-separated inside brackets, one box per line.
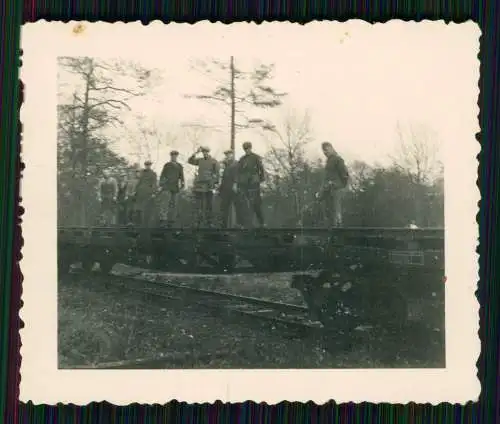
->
[96, 140, 349, 228]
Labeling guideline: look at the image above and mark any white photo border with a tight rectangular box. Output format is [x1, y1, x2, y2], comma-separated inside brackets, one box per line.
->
[19, 20, 481, 405]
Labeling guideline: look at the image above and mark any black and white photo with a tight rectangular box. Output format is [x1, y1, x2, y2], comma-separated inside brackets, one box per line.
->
[20, 21, 480, 404]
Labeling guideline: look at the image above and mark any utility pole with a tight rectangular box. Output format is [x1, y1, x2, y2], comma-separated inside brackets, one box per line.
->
[230, 55, 235, 151]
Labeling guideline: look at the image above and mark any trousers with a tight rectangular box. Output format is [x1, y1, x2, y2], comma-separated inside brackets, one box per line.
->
[158, 190, 179, 224]
[100, 198, 116, 225]
[322, 188, 344, 227]
[219, 190, 243, 228]
[193, 191, 214, 227]
[239, 187, 264, 228]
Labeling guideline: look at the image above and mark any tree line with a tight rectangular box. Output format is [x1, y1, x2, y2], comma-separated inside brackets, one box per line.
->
[57, 56, 444, 228]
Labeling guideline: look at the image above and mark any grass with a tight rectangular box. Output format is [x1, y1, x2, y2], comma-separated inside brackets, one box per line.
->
[58, 268, 444, 369]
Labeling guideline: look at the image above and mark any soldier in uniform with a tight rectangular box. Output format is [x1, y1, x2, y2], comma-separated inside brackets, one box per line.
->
[97, 169, 118, 225]
[126, 169, 141, 224]
[134, 160, 158, 226]
[316, 141, 349, 227]
[219, 149, 242, 228]
[116, 173, 129, 225]
[158, 150, 185, 227]
[236, 141, 266, 228]
[188, 146, 220, 227]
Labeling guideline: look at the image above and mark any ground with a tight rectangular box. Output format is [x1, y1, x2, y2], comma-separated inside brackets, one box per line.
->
[58, 266, 444, 369]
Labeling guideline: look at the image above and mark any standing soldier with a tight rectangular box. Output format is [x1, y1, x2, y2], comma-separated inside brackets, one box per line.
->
[134, 160, 158, 227]
[158, 150, 185, 227]
[188, 146, 220, 227]
[126, 169, 141, 225]
[97, 169, 118, 226]
[236, 141, 266, 228]
[316, 141, 349, 227]
[116, 173, 129, 225]
[219, 149, 241, 228]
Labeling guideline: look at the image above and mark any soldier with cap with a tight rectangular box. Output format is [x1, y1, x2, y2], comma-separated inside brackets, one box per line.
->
[134, 160, 158, 226]
[316, 141, 349, 227]
[97, 168, 118, 225]
[218, 149, 242, 228]
[158, 150, 185, 227]
[126, 168, 142, 224]
[116, 171, 130, 225]
[188, 146, 220, 227]
[236, 141, 266, 228]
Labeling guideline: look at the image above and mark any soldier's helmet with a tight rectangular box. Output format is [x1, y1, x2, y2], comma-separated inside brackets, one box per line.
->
[144, 160, 153, 166]
[200, 146, 210, 153]
[170, 150, 179, 156]
[242, 141, 252, 150]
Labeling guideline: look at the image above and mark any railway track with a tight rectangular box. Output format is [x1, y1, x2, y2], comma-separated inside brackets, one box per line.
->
[62, 267, 446, 368]
[65, 268, 324, 336]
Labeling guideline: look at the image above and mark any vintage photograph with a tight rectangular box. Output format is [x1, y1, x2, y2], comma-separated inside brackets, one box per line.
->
[21, 21, 480, 403]
[56, 35, 448, 370]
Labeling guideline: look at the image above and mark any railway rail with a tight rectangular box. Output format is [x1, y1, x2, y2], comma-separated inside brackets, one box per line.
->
[66, 268, 324, 336]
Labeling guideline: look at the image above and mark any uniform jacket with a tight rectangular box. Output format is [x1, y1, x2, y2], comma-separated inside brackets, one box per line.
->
[135, 169, 158, 202]
[236, 152, 265, 189]
[159, 161, 185, 193]
[126, 177, 139, 198]
[188, 154, 220, 192]
[220, 159, 239, 194]
[99, 177, 118, 200]
[117, 181, 128, 202]
[323, 153, 349, 190]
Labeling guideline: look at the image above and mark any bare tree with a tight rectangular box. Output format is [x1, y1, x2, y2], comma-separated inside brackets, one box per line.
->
[128, 115, 179, 166]
[392, 122, 441, 185]
[262, 111, 315, 219]
[58, 57, 160, 172]
[178, 124, 217, 185]
[57, 56, 160, 224]
[185, 57, 287, 151]
[181, 123, 214, 152]
[264, 111, 313, 181]
[391, 122, 442, 226]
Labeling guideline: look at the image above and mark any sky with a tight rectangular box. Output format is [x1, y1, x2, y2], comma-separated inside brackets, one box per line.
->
[57, 21, 480, 178]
